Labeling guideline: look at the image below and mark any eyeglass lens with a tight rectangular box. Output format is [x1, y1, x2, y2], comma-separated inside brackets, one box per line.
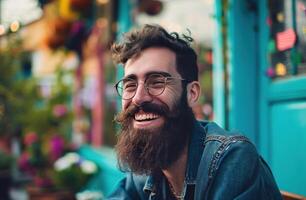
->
[116, 74, 168, 100]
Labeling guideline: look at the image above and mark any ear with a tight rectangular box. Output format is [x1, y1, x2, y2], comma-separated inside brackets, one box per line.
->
[186, 81, 201, 107]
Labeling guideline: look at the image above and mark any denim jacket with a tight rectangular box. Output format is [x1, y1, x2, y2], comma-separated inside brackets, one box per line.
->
[107, 121, 283, 200]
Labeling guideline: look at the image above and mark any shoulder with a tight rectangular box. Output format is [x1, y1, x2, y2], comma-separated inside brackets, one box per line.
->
[199, 121, 256, 154]
[196, 121, 261, 187]
[195, 122, 282, 199]
[198, 120, 258, 163]
[204, 132, 259, 179]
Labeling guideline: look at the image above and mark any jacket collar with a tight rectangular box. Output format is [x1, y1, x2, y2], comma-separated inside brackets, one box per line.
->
[185, 120, 207, 184]
[143, 120, 208, 193]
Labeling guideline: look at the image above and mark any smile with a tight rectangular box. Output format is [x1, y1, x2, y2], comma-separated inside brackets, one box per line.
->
[134, 113, 160, 121]
[132, 110, 164, 129]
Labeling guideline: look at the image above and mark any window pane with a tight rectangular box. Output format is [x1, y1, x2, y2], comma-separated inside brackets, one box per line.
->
[268, 0, 306, 79]
[296, 0, 306, 74]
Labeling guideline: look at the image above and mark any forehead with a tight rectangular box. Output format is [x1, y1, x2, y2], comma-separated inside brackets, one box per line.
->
[124, 47, 179, 79]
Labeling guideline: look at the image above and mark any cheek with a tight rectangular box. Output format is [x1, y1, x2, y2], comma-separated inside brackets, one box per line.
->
[168, 85, 182, 99]
[122, 100, 130, 110]
[160, 88, 182, 108]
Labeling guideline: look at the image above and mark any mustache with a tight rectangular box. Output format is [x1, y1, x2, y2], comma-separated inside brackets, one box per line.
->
[115, 102, 170, 124]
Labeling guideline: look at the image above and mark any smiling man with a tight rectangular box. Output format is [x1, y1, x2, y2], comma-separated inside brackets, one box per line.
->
[107, 24, 282, 200]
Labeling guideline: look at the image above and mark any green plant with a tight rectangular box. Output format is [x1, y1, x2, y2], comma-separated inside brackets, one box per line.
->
[53, 152, 98, 192]
[17, 66, 75, 189]
[0, 150, 14, 170]
[0, 35, 39, 137]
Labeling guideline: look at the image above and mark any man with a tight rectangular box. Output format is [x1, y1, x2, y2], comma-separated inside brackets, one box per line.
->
[107, 24, 282, 200]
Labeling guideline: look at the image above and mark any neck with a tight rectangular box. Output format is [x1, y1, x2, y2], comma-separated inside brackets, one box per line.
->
[162, 145, 188, 197]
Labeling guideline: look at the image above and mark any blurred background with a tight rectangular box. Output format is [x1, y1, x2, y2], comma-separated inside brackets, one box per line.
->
[0, 0, 305, 199]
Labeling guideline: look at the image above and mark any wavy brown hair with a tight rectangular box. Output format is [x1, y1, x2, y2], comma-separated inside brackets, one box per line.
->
[111, 24, 198, 81]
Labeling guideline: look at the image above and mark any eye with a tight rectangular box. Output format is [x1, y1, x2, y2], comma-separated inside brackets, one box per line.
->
[150, 79, 164, 88]
[147, 76, 165, 89]
[123, 80, 137, 91]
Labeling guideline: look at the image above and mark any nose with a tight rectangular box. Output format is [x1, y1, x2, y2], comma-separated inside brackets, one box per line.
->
[132, 82, 153, 106]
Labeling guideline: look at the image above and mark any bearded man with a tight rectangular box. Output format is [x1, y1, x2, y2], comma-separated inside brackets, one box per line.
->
[107, 24, 282, 200]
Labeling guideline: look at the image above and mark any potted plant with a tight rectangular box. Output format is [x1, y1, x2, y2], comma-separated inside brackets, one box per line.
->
[52, 152, 98, 193]
[24, 151, 98, 200]
[0, 150, 14, 199]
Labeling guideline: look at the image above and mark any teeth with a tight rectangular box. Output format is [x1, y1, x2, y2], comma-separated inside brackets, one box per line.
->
[135, 113, 159, 121]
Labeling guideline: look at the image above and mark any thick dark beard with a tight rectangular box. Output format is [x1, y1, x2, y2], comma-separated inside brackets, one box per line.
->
[114, 92, 195, 175]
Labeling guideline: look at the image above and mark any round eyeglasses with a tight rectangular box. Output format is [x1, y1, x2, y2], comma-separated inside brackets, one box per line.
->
[115, 73, 190, 100]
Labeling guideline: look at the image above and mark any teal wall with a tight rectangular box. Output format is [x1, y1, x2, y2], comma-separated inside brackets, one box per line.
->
[258, 0, 270, 160]
[213, 0, 226, 128]
[214, 0, 260, 144]
[227, 0, 259, 144]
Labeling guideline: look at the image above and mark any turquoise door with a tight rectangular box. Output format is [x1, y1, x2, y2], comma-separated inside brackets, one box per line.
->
[261, 79, 306, 196]
[270, 97, 306, 195]
[213, 0, 306, 196]
[259, 0, 306, 196]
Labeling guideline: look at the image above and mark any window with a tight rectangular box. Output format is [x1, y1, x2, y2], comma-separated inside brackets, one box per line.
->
[268, 0, 306, 79]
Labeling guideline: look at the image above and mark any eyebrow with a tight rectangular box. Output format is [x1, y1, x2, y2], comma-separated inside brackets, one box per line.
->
[124, 74, 137, 80]
[146, 71, 171, 78]
[123, 71, 172, 80]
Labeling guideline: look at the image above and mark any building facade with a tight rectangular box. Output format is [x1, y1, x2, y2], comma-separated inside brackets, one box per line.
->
[214, 0, 306, 196]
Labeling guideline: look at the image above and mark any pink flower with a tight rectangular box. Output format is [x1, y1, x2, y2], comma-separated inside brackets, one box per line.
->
[24, 132, 38, 146]
[50, 135, 65, 161]
[18, 152, 35, 175]
[52, 104, 68, 117]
